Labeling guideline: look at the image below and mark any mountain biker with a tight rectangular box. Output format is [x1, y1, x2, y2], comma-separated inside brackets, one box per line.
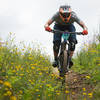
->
[44, 5, 88, 67]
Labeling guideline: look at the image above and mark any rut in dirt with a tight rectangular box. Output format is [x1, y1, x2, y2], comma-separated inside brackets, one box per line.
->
[65, 70, 94, 100]
[53, 68, 94, 100]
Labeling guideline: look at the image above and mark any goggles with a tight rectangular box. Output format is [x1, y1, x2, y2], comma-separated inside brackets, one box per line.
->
[60, 12, 71, 18]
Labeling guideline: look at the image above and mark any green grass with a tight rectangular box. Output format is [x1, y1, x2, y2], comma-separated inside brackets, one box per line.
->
[0, 33, 67, 100]
[1, 33, 100, 100]
[72, 34, 100, 99]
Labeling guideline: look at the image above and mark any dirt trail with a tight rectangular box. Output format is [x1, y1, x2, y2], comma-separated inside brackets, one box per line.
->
[53, 68, 94, 100]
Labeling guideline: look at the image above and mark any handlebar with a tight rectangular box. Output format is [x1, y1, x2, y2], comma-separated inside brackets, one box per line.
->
[51, 29, 83, 35]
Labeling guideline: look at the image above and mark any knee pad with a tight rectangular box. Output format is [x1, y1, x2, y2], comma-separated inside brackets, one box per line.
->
[70, 42, 76, 51]
[69, 39, 77, 51]
[53, 41, 61, 53]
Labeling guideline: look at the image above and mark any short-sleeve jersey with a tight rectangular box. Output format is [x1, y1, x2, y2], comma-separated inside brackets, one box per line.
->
[51, 11, 82, 25]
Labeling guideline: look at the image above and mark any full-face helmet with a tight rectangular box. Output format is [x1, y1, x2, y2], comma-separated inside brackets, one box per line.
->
[59, 5, 72, 20]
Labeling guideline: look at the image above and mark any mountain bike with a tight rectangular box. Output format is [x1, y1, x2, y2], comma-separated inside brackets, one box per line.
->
[51, 29, 83, 83]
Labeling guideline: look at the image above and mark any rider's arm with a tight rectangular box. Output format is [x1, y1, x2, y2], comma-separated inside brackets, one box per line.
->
[44, 12, 58, 28]
[72, 12, 88, 31]
[44, 19, 53, 28]
[44, 19, 54, 32]
[79, 21, 88, 30]
[77, 21, 88, 35]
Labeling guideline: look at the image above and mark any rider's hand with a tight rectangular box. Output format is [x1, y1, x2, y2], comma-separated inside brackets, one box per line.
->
[82, 30, 88, 35]
[45, 26, 52, 32]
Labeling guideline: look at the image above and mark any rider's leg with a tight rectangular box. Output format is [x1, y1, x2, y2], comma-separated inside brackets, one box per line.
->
[68, 24, 77, 58]
[68, 38, 77, 67]
[52, 25, 62, 67]
[52, 41, 61, 67]
[53, 33, 62, 66]
[53, 41, 61, 60]
[70, 41, 77, 57]
[68, 24, 77, 67]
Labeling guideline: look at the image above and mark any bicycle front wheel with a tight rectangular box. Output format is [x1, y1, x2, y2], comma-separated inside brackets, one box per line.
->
[59, 50, 68, 77]
[63, 50, 68, 73]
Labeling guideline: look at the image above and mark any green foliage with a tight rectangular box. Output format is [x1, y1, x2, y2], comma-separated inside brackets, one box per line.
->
[72, 34, 100, 99]
[0, 34, 65, 100]
[1, 32, 100, 99]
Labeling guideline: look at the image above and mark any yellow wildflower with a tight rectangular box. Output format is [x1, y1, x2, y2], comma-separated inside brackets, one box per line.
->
[38, 95, 40, 97]
[10, 96, 17, 100]
[86, 75, 90, 79]
[20, 74, 24, 76]
[46, 84, 51, 87]
[89, 50, 97, 53]
[97, 64, 100, 66]
[28, 80, 32, 82]
[19, 90, 23, 94]
[4, 81, 12, 88]
[28, 57, 32, 60]
[46, 72, 48, 74]
[39, 72, 42, 75]
[15, 48, 18, 51]
[42, 81, 45, 83]
[5, 76, 8, 79]
[88, 93, 93, 98]
[12, 70, 16, 73]
[0, 80, 3, 84]
[2, 70, 5, 72]
[59, 77, 63, 80]
[31, 67, 35, 69]
[36, 99, 40, 100]
[20, 68, 23, 71]
[22, 49, 25, 51]
[51, 74, 54, 77]
[30, 81, 34, 85]
[56, 92, 60, 95]
[4, 91, 12, 96]
[72, 92, 75, 95]
[37, 68, 41, 71]
[31, 63, 37, 66]
[82, 88, 86, 91]
[11, 62, 14, 64]
[5, 88, 9, 90]
[83, 92, 87, 95]
[26, 70, 29, 73]
[65, 90, 69, 94]
[48, 94, 51, 96]
[40, 56, 43, 58]
[40, 85, 42, 88]
[56, 90, 60, 93]
[16, 73, 18, 75]
[83, 98, 86, 100]
[36, 89, 39, 92]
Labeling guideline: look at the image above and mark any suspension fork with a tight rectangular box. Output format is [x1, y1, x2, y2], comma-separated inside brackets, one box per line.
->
[61, 41, 67, 53]
[67, 43, 71, 66]
[68, 43, 71, 56]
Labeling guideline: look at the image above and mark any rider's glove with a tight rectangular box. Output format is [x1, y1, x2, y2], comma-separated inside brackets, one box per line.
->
[45, 26, 52, 32]
[82, 30, 88, 35]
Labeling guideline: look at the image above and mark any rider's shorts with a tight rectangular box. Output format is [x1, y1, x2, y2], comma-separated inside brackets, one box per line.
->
[53, 24, 77, 44]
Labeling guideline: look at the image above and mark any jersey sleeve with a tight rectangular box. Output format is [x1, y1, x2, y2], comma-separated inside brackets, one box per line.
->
[51, 12, 59, 21]
[72, 11, 82, 25]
